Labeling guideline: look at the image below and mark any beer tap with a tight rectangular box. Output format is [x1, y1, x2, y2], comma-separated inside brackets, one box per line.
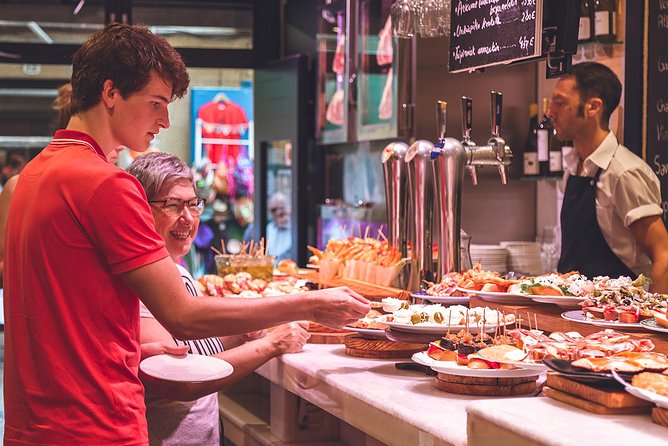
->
[461, 96, 478, 185]
[487, 91, 511, 184]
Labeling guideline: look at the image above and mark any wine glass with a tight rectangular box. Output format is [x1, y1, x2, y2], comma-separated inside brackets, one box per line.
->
[390, 0, 416, 38]
[538, 226, 560, 273]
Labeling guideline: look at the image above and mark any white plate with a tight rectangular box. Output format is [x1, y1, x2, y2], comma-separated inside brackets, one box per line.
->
[272, 269, 287, 277]
[476, 351, 549, 372]
[411, 292, 470, 305]
[306, 263, 320, 270]
[341, 325, 388, 340]
[561, 310, 643, 330]
[456, 287, 534, 305]
[140, 353, 234, 383]
[377, 316, 513, 335]
[529, 295, 584, 308]
[430, 358, 542, 378]
[612, 370, 668, 409]
[640, 318, 668, 334]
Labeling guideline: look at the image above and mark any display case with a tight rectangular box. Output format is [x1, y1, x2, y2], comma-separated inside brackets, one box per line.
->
[356, 0, 398, 141]
[316, 0, 414, 145]
[316, 0, 352, 144]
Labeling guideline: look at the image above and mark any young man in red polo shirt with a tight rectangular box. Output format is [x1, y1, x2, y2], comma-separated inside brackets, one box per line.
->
[3, 24, 369, 445]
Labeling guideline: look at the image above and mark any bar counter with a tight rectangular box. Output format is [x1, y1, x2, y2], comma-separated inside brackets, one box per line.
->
[250, 342, 668, 446]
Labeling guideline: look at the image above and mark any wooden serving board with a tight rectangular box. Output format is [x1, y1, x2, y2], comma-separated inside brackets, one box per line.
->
[546, 373, 652, 409]
[543, 387, 651, 414]
[344, 335, 423, 359]
[308, 322, 348, 334]
[308, 331, 352, 344]
[652, 407, 668, 428]
[434, 373, 538, 396]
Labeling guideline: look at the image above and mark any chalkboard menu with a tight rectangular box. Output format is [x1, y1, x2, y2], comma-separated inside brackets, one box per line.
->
[645, 1, 668, 224]
[449, 0, 543, 73]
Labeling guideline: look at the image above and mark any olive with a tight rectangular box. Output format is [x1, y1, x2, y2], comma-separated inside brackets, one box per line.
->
[400, 301, 410, 310]
[434, 312, 444, 323]
[411, 313, 421, 325]
[420, 312, 429, 323]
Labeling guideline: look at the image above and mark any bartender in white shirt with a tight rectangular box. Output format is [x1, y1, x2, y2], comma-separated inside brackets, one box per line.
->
[548, 62, 668, 292]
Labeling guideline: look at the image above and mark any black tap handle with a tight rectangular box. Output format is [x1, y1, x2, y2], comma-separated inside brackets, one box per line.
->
[491, 91, 502, 136]
[436, 100, 447, 141]
[461, 96, 473, 139]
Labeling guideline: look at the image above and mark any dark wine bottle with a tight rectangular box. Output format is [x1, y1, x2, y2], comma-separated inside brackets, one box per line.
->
[549, 130, 563, 176]
[537, 98, 551, 176]
[523, 103, 539, 176]
[594, 0, 616, 43]
[578, 0, 593, 43]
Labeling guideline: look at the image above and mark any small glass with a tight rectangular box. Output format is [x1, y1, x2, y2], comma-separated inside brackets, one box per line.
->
[460, 230, 472, 271]
[215, 254, 276, 281]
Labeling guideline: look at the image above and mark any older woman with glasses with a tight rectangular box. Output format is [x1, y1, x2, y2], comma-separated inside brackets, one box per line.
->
[127, 152, 310, 446]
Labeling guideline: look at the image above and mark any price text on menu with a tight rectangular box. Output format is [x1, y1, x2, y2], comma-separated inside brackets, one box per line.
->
[646, 0, 668, 225]
[449, 0, 543, 73]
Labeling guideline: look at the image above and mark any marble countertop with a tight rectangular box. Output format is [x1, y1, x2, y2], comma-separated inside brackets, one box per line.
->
[257, 344, 540, 446]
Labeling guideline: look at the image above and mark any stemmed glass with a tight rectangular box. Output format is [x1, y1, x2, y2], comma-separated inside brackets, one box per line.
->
[539, 226, 560, 273]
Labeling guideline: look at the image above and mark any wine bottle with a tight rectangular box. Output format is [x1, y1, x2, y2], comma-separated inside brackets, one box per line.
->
[578, 0, 593, 43]
[537, 98, 551, 176]
[549, 131, 563, 176]
[594, 0, 616, 43]
[523, 103, 539, 176]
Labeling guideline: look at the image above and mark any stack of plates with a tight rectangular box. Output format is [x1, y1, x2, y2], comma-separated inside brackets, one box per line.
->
[500, 241, 543, 275]
[469, 244, 508, 273]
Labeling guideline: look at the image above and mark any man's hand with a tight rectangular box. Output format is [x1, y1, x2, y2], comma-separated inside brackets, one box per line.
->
[140, 342, 189, 361]
[308, 287, 370, 329]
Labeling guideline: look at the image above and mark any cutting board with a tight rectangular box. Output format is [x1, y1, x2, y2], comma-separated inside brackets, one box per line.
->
[546, 373, 652, 409]
[543, 387, 651, 415]
[652, 407, 668, 427]
[308, 332, 352, 344]
[434, 373, 538, 396]
[344, 335, 424, 359]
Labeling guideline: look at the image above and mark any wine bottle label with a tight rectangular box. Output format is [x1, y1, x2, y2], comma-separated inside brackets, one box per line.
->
[579, 18, 591, 41]
[537, 129, 549, 161]
[595, 11, 609, 36]
[549, 151, 563, 172]
[524, 152, 539, 175]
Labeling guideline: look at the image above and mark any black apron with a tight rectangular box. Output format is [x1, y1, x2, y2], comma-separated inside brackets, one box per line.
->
[558, 167, 635, 277]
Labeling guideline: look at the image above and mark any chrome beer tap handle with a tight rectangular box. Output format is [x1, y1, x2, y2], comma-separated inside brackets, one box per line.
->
[461, 96, 478, 185]
[487, 91, 510, 184]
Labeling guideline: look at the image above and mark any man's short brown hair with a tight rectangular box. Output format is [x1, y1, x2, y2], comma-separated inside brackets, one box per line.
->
[70, 23, 190, 114]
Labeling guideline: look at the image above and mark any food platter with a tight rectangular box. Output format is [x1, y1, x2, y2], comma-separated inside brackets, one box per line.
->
[430, 358, 542, 378]
[561, 310, 644, 331]
[455, 287, 534, 305]
[341, 325, 388, 340]
[376, 316, 513, 335]
[412, 351, 442, 367]
[476, 350, 549, 372]
[542, 358, 635, 385]
[612, 370, 668, 409]
[527, 295, 584, 309]
[411, 291, 469, 305]
[140, 353, 234, 383]
[640, 318, 668, 334]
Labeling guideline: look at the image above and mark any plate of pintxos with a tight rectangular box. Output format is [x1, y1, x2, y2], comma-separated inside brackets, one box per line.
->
[561, 310, 644, 331]
[456, 287, 534, 305]
[612, 370, 668, 409]
[640, 318, 668, 334]
[411, 291, 470, 305]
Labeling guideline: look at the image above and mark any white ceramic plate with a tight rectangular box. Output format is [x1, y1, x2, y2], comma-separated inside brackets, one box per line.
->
[411, 292, 470, 305]
[476, 350, 549, 372]
[430, 358, 542, 378]
[640, 318, 668, 334]
[377, 316, 513, 335]
[306, 263, 320, 270]
[528, 295, 584, 308]
[612, 370, 668, 409]
[341, 325, 388, 340]
[456, 287, 534, 305]
[561, 310, 643, 330]
[140, 354, 234, 383]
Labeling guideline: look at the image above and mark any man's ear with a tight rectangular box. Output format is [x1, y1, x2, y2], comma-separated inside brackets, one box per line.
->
[100, 79, 119, 109]
[587, 97, 603, 118]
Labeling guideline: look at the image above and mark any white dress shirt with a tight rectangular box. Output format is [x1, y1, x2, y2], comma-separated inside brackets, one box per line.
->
[562, 132, 663, 277]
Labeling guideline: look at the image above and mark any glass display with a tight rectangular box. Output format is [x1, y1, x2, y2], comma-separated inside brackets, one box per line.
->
[265, 139, 294, 263]
[357, 0, 398, 141]
[316, 2, 349, 144]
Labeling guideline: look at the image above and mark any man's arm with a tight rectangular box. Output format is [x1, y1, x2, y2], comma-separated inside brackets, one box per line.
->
[630, 215, 668, 293]
[122, 257, 370, 340]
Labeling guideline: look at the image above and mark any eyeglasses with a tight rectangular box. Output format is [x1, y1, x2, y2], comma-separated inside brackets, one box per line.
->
[149, 197, 206, 217]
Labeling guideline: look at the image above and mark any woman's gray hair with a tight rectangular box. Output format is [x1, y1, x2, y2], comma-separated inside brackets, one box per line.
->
[126, 152, 193, 201]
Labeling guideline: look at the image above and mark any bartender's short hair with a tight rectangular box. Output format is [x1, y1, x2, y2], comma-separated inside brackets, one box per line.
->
[127, 152, 193, 201]
[70, 23, 190, 114]
[569, 62, 621, 124]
